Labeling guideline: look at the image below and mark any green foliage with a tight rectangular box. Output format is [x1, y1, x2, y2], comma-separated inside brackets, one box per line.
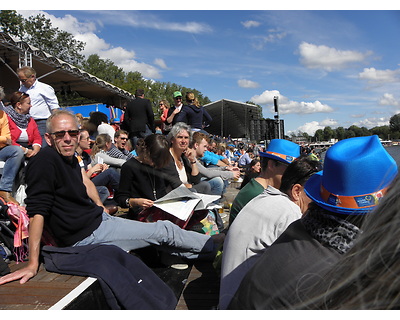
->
[311, 119, 400, 142]
[389, 114, 400, 132]
[0, 10, 85, 66]
[0, 10, 24, 38]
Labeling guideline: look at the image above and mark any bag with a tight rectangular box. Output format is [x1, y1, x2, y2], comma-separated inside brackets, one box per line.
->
[14, 184, 27, 207]
[190, 210, 220, 235]
[138, 206, 209, 230]
[7, 203, 29, 262]
[0, 252, 10, 276]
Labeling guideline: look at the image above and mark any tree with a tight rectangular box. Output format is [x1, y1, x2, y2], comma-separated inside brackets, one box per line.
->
[323, 126, 335, 141]
[0, 11, 85, 66]
[0, 10, 24, 39]
[370, 125, 390, 140]
[389, 113, 400, 132]
[335, 126, 346, 141]
[314, 129, 324, 142]
[82, 54, 125, 84]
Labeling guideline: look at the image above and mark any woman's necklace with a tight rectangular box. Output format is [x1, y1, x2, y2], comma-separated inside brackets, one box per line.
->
[146, 166, 157, 200]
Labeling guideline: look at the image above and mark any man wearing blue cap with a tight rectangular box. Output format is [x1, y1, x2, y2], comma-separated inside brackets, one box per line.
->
[229, 135, 398, 309]
[228, 139, 300, 226]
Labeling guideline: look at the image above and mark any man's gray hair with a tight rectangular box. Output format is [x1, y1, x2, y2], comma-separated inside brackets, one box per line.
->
[46, 109, 80, 133]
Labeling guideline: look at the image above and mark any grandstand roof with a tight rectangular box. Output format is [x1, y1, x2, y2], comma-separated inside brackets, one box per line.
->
[0, 32, 134, 108]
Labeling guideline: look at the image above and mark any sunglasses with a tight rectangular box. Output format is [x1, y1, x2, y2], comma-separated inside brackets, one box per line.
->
[17, 92, 28, 102]
[174, 97, 182, 100]
[49, 130, 80, 139]
[119, 137, 128, 140]
[19, 75, 33, 83]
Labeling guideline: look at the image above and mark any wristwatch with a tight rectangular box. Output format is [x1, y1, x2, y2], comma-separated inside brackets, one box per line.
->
[125, 198, 130, 208]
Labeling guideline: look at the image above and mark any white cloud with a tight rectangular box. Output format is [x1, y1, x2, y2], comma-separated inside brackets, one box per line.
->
[297, 121, 324, 136]
[238, 79, 260, 88]
[97, 11, 212, 34]
[74, 33, 110, 55]
[352, 117, 389, 128]
[241, 20, 261, 28]
[379, 93, 400, 106]
[154, 58, 169, 70]
[296, 119, 338, 136]
[359, 68, 400, 83]
[19, 10, 163, 79]
[251, 90, 334, 115]
[299, 42, 370, 71]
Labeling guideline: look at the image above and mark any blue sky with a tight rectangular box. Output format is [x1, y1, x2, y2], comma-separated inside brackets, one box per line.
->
[15, 7, 400, 136]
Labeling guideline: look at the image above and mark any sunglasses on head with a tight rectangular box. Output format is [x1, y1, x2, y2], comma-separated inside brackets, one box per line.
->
[49, 130, 80, 139]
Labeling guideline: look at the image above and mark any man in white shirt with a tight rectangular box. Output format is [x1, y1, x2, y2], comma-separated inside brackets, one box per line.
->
[17, 66, 60, 147]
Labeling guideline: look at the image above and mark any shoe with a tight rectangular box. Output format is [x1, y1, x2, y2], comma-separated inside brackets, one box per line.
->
[105, 204, 118, 215]
[0, 191, 19, 206]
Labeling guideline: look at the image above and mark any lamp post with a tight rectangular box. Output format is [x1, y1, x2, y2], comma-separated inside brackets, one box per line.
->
[274, 96, 281, 139]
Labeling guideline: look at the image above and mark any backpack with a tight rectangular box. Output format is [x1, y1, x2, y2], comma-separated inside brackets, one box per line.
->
[0, 198, 12, 275]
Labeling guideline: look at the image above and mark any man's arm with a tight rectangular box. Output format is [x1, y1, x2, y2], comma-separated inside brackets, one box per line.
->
[0, 214, 44, 285]
[81, 168, 108, 213]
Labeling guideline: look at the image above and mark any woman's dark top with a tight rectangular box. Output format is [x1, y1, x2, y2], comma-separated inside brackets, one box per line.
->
[175, 104, 212, 130]
[115, 157, 182, 218]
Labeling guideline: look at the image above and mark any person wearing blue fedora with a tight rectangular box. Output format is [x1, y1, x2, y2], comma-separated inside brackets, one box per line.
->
[229, 135, 398, 310]
[228, 139, 300, 226]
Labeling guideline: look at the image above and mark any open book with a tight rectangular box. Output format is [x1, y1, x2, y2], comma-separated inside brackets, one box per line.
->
[153, 185, 220, 221]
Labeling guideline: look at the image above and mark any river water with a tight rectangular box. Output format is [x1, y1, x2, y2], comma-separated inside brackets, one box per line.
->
[386, 146, 400, 166]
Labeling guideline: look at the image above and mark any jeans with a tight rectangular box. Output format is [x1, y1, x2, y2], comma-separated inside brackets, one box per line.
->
[35, 119, 48, 148]
[96, 186, 110, 203]
[91, 167, 120, 191]
[74, 212, 215, 259]
[0, 145, 24, 192]
[130, 125, 153, 150]
[204, 176, 225, 196]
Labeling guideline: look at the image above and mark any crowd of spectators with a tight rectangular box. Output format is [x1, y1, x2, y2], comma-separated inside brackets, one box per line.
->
[1, 76, 400, 311]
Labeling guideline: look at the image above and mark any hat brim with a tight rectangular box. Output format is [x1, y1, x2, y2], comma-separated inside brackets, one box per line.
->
[259, 151, 294, 164]
[304, 171, 375, 215]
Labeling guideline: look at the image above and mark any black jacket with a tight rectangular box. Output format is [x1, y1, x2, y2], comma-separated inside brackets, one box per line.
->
[25, 147, 103, 247]
[42, 244, 177, 309]
[229, 219, 341, 309]
[124, 97, 155, 133]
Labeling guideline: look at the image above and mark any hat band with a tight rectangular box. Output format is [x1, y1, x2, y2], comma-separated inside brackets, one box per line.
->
[265, 151, 296, 163]
[320, 185, 387, 209]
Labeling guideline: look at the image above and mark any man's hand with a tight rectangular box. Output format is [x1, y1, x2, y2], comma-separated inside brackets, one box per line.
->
[0, 264, 38, 285]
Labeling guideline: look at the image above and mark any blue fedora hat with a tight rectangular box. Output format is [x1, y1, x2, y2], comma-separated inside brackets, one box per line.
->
[304, 135, 398, 215]
[259, 139, 300, 164]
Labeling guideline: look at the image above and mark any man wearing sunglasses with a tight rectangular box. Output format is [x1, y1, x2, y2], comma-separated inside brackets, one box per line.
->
[109, 129, 134, 160]
[0, 110, 219, 286]
[17, 66, 59, 147]
[166, 91, 184, 127]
